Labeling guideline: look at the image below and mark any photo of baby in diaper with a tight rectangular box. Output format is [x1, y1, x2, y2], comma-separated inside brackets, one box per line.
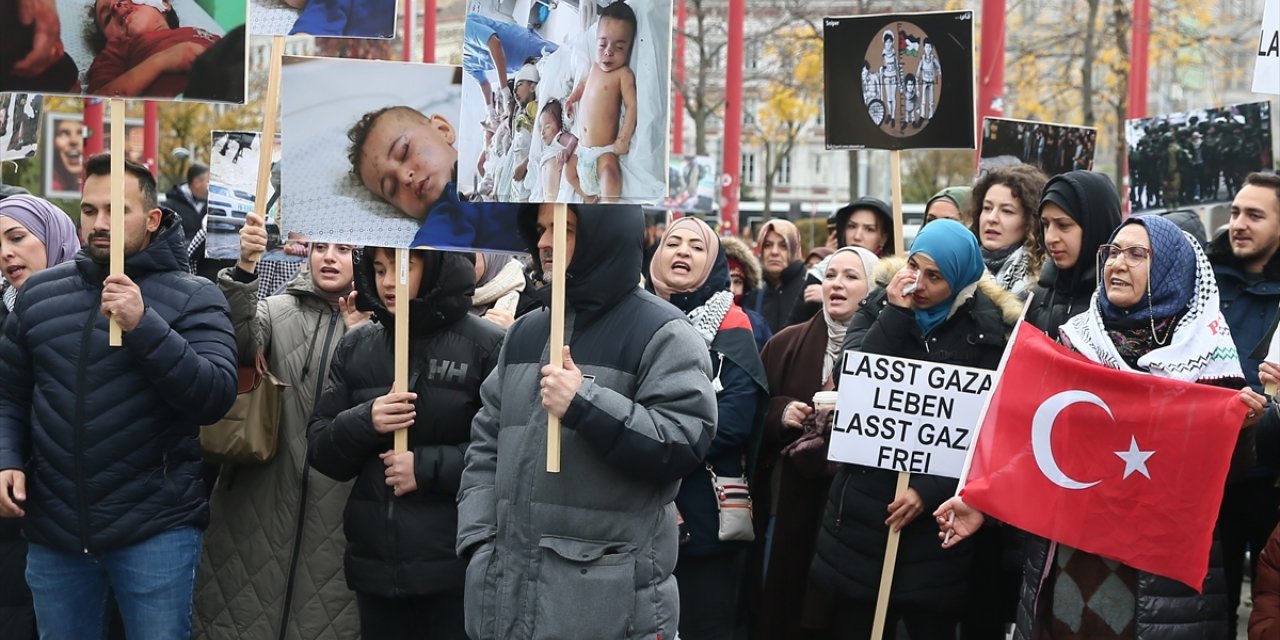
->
[457, 0, 671, 205]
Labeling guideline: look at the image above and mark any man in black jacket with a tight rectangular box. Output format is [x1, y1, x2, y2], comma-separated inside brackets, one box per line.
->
[165, 162, 207, 247]
[0, 154, 237, 639]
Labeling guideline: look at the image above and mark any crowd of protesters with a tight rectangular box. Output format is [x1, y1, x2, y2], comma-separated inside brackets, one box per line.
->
[2, 154, 1280, 640]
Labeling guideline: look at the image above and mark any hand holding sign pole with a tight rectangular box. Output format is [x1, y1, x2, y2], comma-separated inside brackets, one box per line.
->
[109, 100, 125, 347]
[546, 203, 567, 473]
[395, 248, 410, 454]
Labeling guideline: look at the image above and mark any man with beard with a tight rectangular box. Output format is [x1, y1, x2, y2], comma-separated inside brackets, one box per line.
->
[0, 154, 236, 638]
[1209, 172, 1280, 634]
[456, 204, 717, 640]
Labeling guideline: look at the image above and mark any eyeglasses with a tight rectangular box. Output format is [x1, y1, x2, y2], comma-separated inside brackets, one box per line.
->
[1098, 244, 1152, 266]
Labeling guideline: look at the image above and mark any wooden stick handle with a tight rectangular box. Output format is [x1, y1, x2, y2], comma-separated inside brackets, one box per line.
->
[394, 248, 410, 454]
[871, 471, 910, 640]
[254, 36, 285, 231]
[889, 149, 904, 256]
[546, 203, 567, 473]
[109, 100, 125, 347]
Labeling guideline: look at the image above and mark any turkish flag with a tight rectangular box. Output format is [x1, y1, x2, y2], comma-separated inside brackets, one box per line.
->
[961, 322, 1247, 590]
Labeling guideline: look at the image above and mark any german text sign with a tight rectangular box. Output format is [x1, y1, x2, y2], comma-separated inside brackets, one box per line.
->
[830, 351, 993, 478]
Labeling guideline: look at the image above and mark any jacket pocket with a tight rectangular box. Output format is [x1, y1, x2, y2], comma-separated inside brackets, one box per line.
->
[464, 542, 499, 640]
[532, 536, 635, 640]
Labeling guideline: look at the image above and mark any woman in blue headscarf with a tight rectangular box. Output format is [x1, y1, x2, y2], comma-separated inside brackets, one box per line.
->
[808, 219, 1024, 638]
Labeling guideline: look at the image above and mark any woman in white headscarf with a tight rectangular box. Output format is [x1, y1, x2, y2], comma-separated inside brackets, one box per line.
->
[750, 246, 880, 638]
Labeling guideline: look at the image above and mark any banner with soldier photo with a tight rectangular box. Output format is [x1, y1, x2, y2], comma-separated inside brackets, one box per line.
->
[823, 10, 975, 151]
[1126, 101, 1274, 211]
[979, 117, 1097, 177]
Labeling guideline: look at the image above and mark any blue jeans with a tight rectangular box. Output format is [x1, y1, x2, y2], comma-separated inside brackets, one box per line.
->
[25, 527, 202, 640]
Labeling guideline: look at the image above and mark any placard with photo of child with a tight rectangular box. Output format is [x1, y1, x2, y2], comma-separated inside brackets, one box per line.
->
[281, 56, 525, 254]
[248, 0, 396, 39]
[0, 94, 44, 162]
[979, 117, 1097, 177]
[456, 0, 672, 205]
[824, 10, 974, 151]
[42, 110, 144, 200]
[1, 0, 248, 103]
[664, 155, 717, 214]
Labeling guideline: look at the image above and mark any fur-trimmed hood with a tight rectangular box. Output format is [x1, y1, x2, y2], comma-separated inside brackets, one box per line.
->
[871, 255, 1024, 328]
[722, 235, 762, 293]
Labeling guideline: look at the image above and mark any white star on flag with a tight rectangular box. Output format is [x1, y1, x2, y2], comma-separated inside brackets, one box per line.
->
[1114, 436, 1155, 479]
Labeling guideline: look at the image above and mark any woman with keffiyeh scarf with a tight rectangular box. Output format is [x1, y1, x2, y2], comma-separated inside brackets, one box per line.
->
[939, 214, 1266, 639]
[648, 217, 768, 640]
[969, 164, 1049, 300]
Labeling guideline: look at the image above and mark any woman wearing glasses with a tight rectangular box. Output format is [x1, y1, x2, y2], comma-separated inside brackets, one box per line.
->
[938, 214, 1267, 638]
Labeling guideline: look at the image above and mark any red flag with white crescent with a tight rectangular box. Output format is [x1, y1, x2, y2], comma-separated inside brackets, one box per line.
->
[961, 321, 1246, 590]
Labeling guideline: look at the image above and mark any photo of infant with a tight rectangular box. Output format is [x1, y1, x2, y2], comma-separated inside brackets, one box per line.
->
[1, 0, 247, 103]
[457, 0, 671, 205]
[282, 56, 524, 254]
[249, 0, 396, 39]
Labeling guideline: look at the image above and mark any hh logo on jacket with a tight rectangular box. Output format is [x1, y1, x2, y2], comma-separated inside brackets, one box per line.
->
[427, 359, 469, 385]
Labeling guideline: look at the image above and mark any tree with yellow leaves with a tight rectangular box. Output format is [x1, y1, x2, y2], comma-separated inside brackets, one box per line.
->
[748, 30, 821, 218]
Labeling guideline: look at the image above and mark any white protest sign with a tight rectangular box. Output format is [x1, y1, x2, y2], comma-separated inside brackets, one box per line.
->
[1256, 0, 1280, 95]
[829, 351, 994, 478]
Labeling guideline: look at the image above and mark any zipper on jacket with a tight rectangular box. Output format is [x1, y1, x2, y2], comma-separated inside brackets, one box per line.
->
[277, 311, 339, 640]
[833, 473, 852, 530]
[74, 304, 97, 553]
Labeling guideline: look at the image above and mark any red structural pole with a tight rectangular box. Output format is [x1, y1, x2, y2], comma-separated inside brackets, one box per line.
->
[976, 0, 1006, 127]
[403, 0, 413, 61]
[422, 0, 435, 62]
[672, 0, 685, 156]
[720, 0, 744, 236]
[1128, 0, 1150, 120]
[84, 99, 105, 158]
[143, 101, 158, 176]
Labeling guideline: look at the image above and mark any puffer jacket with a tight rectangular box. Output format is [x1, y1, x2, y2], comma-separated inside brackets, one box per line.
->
[1015, 536, 1229, 639]
[0, 210, 237, 553]
[194, 270, 359, 640]
[0, 285, 34, 640]
[309, 250, 503, 598]
[809, 256, 1021, 613]
[1250, 524, 1280, 638]
[456, 204, 718, 640]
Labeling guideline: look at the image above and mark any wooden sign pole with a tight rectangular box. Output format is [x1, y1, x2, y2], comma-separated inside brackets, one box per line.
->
[108, 100, 125, 346]
[394, 248, 410, 454]
[254, 36, 284, 230]
[546, 202, 567, 473]
[871, 471, 910, 640]
[870, 148, 908, 639]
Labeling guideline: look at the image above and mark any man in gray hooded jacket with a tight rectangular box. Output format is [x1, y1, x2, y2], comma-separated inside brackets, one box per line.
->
[457, 204, 717, 640]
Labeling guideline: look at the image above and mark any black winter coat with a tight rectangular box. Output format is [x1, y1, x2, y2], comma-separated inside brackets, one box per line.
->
[809, 272, 1020, 613]
[0, 211, 237, 553]
[742, 260, 807, 334]
[308, 250, 503, 598]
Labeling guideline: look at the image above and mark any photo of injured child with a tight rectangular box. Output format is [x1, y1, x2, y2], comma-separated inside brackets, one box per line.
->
[281, 56, 525, 254]
[248, 0, 395, 39]
[0, 0, 247, 102]
[457, 0, 672, 205]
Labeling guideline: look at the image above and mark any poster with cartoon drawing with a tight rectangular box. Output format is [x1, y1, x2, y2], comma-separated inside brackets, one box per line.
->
[824, 10, 974, 150]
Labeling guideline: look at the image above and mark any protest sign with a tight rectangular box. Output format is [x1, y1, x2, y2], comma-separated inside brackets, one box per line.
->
[824, 10, 975, 151]
[456, 0, 672, 204]
[979, 117, 1097, 177]
[0, 94, 43, 162]
[1255, 0, 1279, 95]
[830, 351, 994, 478]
